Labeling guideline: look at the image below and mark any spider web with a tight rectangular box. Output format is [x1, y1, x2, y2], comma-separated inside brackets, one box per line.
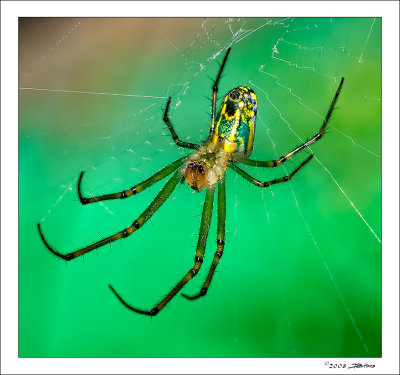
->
[19, 17, 382, 358]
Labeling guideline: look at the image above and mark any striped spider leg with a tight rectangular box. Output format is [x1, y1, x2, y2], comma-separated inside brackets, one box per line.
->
[182, 177, 226, 300]
[110, 184, 216, 316]
[232, 77, 344, 168]
[229, 154, 314, 188]
[38, 161, 185, 261]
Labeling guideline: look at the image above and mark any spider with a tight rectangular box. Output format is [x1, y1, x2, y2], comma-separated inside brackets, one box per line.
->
[38, 47, 344, 316]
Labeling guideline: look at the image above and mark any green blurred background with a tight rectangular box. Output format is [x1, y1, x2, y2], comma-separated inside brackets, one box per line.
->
[19, 18, 381, 357]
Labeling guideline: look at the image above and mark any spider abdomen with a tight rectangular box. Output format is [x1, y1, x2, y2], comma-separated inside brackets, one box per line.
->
[211, 86, 257, 157]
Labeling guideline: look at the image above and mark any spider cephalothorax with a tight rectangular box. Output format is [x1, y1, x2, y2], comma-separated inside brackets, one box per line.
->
[38, 47, 344, 316]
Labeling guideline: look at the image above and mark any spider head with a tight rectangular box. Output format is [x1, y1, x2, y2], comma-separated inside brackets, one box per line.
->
[183, 161, 208, 192]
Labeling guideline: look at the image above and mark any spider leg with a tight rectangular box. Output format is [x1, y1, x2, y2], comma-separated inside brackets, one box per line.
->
[37, 170, 183, 261]
[233, 77, 344, 167]
[78, 156, 185, 205]
[209, 47, 231, 137]
[109, 184, 216, 316]
[182, 177, 226, 300]
[229, 154, 314, 188]
[163, 97, 199, 150]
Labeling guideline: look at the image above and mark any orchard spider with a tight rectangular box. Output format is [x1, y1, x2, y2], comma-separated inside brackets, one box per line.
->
[38, 48, 344, 316]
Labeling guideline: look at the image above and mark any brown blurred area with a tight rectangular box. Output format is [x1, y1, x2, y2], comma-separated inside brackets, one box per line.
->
[19, 18, 220, 138]
[19, 18, 204, 84]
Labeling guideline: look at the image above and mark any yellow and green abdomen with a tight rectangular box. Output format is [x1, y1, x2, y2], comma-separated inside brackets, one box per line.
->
[212, 86, 257, 157]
